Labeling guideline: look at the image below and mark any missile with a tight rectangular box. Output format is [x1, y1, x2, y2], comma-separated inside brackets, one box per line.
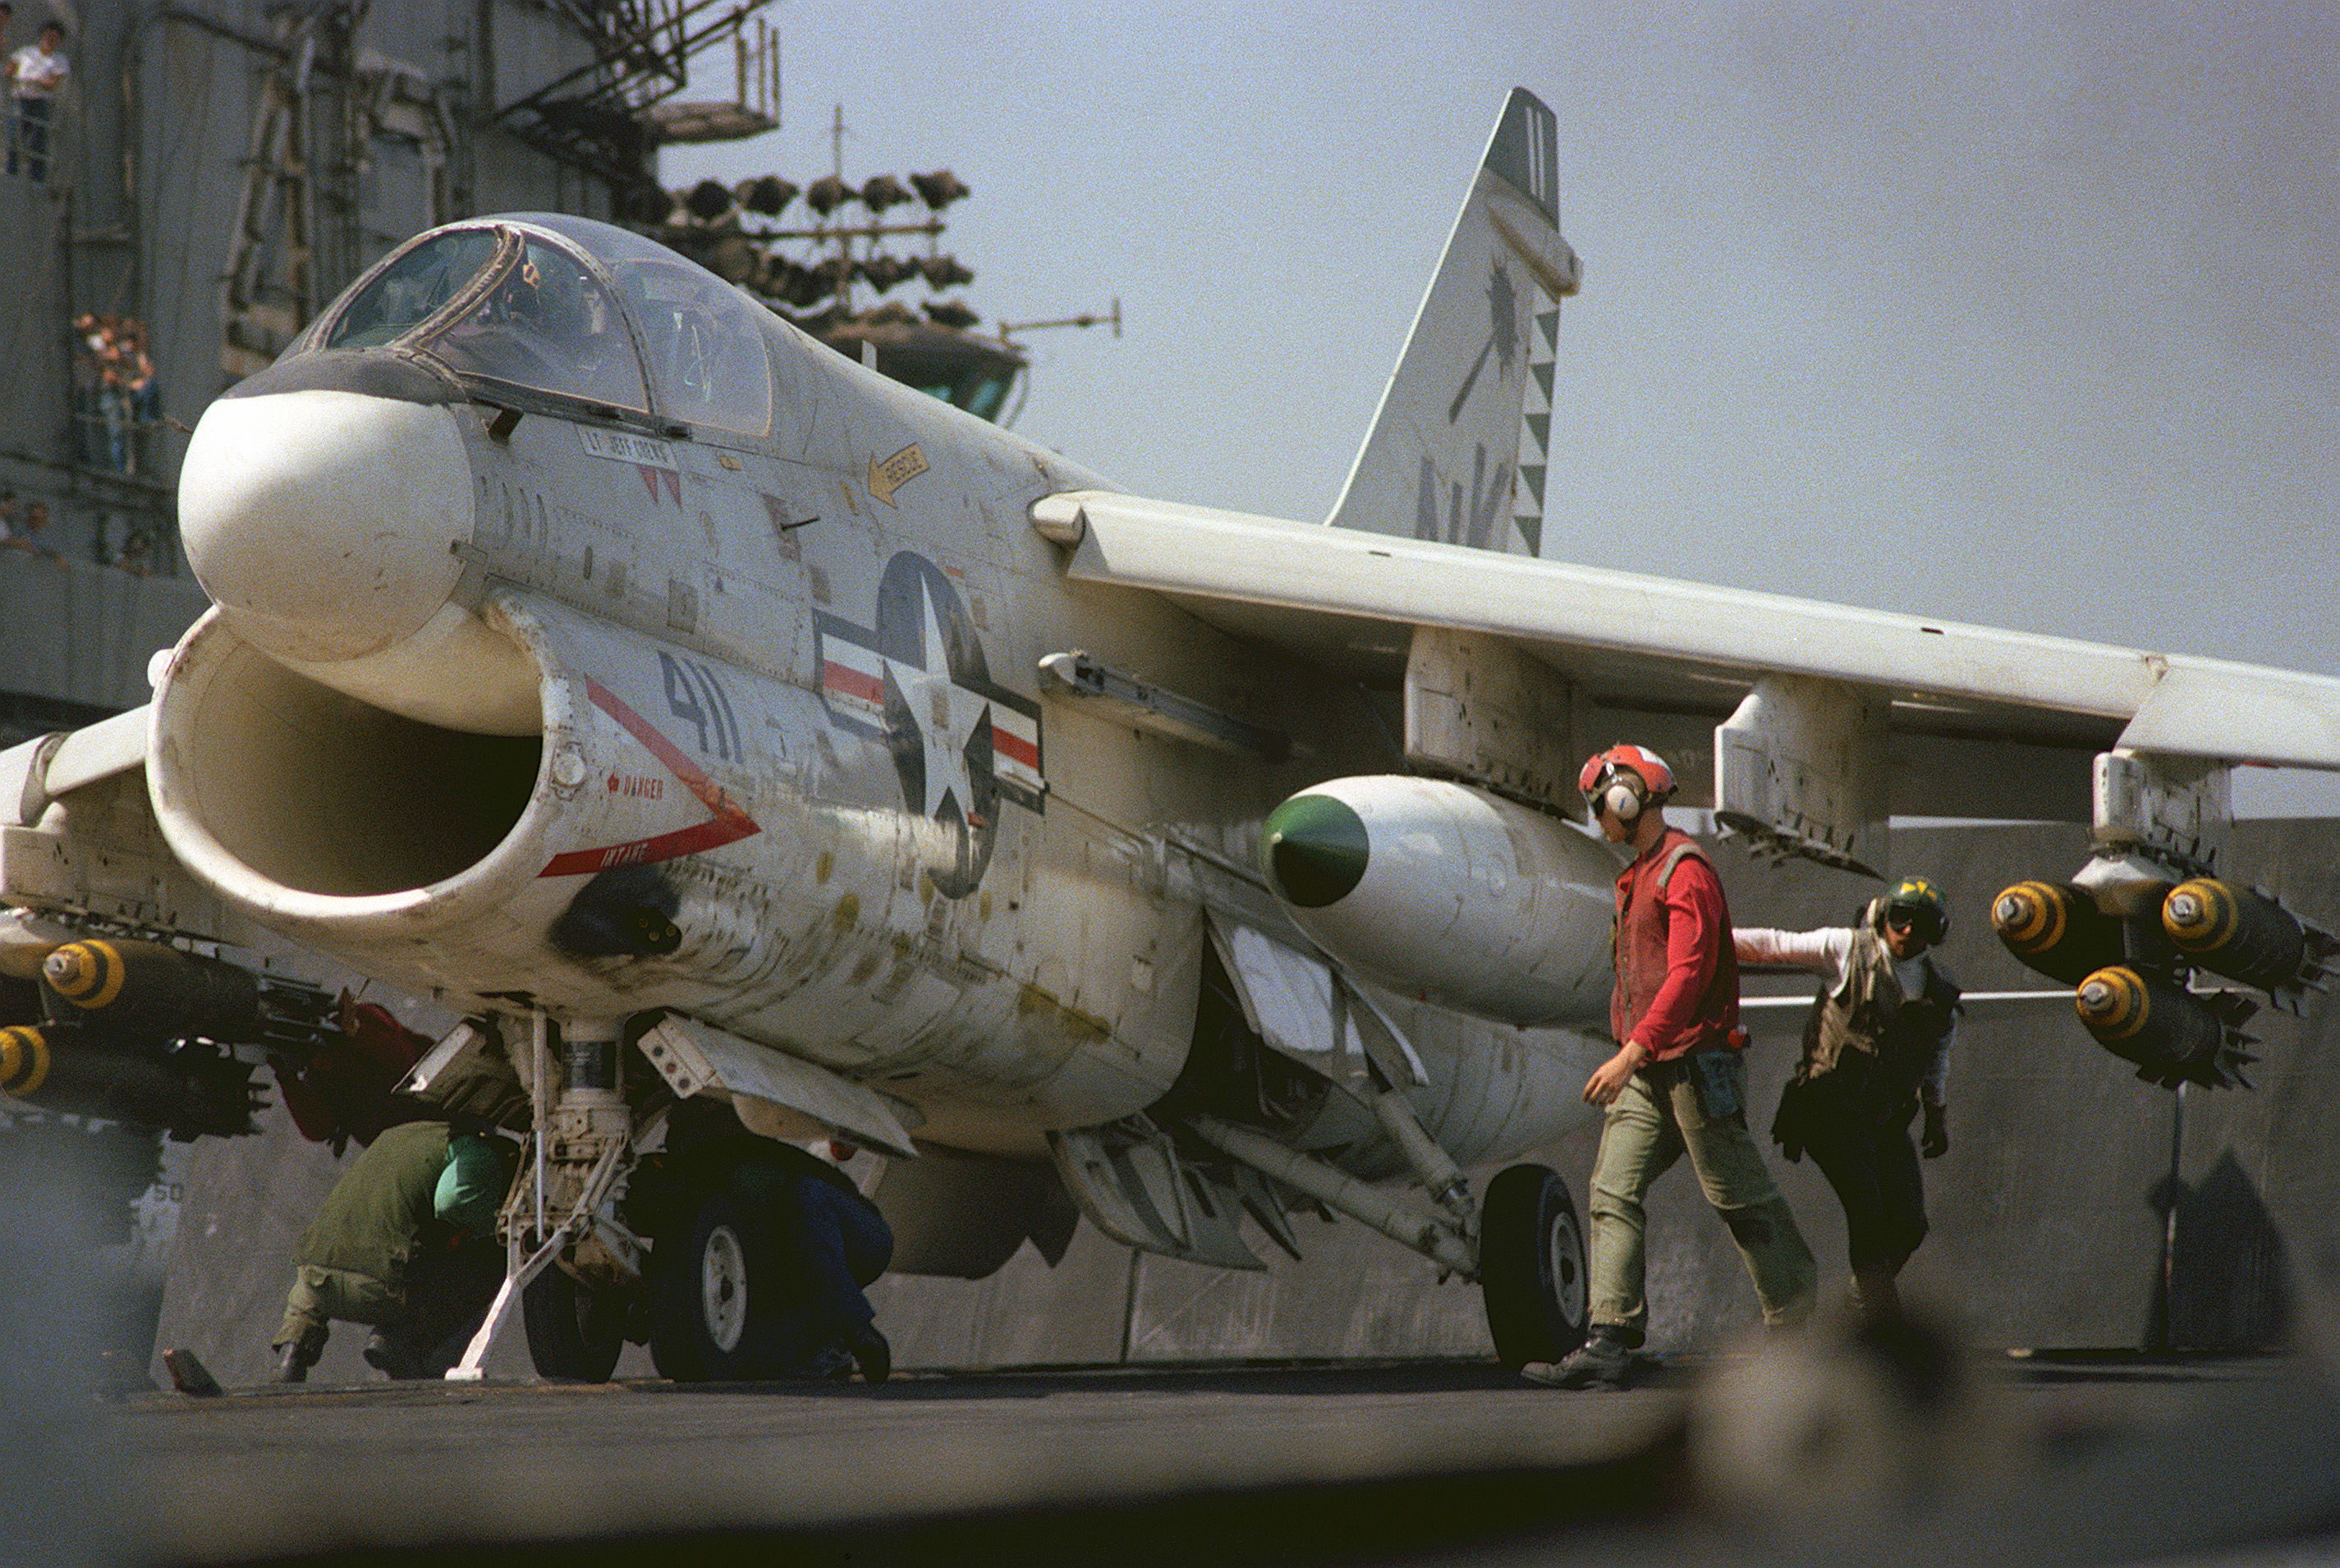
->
[2072, 965, 2255, 1089]
[1260, 776, 1618, 1028]
[0, 1021, 264, 1136]
[2160, 878, 2332, 993]
[1990, 881, 2129, 984]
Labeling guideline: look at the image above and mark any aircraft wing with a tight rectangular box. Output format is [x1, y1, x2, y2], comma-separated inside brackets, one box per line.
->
[1032, 489, 2340, 860]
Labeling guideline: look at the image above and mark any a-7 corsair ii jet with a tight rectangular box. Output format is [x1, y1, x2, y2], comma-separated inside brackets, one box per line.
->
[5, 89, 2337, 1380]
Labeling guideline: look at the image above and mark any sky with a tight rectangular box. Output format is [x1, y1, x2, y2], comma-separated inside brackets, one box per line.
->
[665, 2, 2340, 813]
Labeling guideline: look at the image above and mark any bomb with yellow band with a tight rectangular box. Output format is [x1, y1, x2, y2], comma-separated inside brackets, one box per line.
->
[2160, 878, 2335, 994]
[0, 1017, 264, 1134]
[8, 935, 333, 1136]
[0, 1023, 53, 1098]
[39, 938, 269, 1041]
[2073, 965, 2257, 1089]
[1991, 880, 2133, 985]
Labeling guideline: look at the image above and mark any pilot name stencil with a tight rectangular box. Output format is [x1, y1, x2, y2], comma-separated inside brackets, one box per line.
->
[577, 427, 678, 469]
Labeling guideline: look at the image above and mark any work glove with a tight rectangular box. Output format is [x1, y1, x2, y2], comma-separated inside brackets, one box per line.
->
[1920, 1103, 1949, 1159]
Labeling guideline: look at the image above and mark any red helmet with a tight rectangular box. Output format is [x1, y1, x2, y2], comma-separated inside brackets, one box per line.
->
[1579, 744, 1676, 823]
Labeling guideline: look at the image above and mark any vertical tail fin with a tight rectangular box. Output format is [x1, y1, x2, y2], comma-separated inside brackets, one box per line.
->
[1326, 89, 1578, 556]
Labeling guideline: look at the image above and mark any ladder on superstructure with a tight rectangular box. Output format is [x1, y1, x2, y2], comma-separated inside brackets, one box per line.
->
[217, 3, 374, 381]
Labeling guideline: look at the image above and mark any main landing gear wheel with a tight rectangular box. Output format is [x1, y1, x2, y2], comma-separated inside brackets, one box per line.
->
[649, 1179, 787, 1382]
[521, 1262, 627, 1382]
[1478, 1162, 1589, 1371]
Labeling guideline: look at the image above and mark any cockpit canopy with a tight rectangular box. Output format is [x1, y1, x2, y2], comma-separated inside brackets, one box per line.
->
[314, 214, 773, 438]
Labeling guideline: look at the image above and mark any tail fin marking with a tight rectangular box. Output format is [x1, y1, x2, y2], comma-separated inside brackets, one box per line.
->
[1328, 89, 1577, 558]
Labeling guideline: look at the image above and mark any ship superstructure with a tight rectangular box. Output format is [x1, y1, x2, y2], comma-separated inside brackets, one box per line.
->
[0, 0, 778, 746]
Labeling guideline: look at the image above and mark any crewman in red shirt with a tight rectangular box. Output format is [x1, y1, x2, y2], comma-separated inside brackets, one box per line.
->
[274, 995, 436, 1153]
[1524, 745, 1815, 1389]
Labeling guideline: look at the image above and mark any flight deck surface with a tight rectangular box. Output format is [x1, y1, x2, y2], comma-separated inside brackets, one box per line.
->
[114, 1352, 2340, 1566]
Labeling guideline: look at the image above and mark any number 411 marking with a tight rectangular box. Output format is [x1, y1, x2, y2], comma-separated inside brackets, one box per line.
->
[659, 652, 741, 761]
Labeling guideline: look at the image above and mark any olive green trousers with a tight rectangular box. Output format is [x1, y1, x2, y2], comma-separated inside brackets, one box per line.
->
[1585, 1056, 1817, 1341]
[273, 1245, 502, 1362]
[273, 1264, 402, 1355]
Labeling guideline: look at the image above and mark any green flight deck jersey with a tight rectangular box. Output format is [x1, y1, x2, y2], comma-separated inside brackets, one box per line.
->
[293, 1120, 509, 1287]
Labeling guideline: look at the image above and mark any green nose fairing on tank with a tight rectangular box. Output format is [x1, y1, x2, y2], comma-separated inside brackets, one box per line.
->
[1262, 793, 1371, 908]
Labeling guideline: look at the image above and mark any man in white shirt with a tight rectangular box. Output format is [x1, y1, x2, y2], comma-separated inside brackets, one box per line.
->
[8, 21, 66, 184]
[1735, 878, 1960, 1321]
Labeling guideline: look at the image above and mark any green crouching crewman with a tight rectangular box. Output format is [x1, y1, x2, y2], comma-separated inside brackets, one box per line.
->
[1734, 877, 1961, 1322]
[272, 1120, 516, 1382]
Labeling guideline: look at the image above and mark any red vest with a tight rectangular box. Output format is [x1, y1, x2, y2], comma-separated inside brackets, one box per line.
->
[1611, 828, 1741, 1058]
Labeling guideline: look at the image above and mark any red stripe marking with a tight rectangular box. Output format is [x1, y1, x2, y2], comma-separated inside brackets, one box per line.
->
[822, 660, 885, 705]
[992, 728, 1039, 769]
[539, 678, 760, 877]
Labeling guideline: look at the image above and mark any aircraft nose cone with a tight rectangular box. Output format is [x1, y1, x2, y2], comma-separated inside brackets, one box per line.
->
[179, 390, 475, 663]
[1262, 793, 1370, 909]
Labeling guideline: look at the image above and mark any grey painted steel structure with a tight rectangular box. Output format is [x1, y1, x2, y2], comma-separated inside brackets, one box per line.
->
[0, 0, 628, 747]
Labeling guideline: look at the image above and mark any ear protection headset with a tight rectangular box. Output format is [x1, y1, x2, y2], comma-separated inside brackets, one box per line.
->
[1599, 771, 1648, 823]
[1578, 745, 1676, 823]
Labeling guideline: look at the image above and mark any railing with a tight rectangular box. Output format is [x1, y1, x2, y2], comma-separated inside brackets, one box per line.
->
[68, 387, 164, 482]
[0, 86, 73, 190]
[495, 0, 770, 189]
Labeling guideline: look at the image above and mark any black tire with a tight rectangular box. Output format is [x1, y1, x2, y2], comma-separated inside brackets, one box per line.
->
[1479, 1162, 1590, 1370]
[649, 1183, 789, 1382]
[521, 1263, 626, 1382]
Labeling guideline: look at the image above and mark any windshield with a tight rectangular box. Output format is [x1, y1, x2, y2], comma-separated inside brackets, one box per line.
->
[323, 229, 502, 351]
[422, 237, 649, 412]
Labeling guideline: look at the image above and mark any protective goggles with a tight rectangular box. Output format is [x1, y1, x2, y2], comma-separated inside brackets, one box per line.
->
[1883, 902, 1939, 938]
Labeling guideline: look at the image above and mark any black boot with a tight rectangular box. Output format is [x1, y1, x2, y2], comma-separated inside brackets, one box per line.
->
[847, 1323, 891, 1386]
[1522, 1327, 1636, 1390]
[272, 1340, 319, 1385]
[362, 1329, 433, 1380]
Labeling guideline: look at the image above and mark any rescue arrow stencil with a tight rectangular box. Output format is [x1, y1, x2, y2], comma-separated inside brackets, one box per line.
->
[867, 442, 930, 506]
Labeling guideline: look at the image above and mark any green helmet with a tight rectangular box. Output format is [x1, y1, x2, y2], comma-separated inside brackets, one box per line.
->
[1881, 876, 1949, 942]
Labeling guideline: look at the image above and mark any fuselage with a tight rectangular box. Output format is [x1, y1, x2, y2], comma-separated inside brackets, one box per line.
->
[153, 213, 1605, 1163]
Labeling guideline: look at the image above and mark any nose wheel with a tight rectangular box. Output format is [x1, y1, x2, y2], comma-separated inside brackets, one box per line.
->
[521, 1262, 629, 1382]
[1477, 1163, 1589, 1370]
